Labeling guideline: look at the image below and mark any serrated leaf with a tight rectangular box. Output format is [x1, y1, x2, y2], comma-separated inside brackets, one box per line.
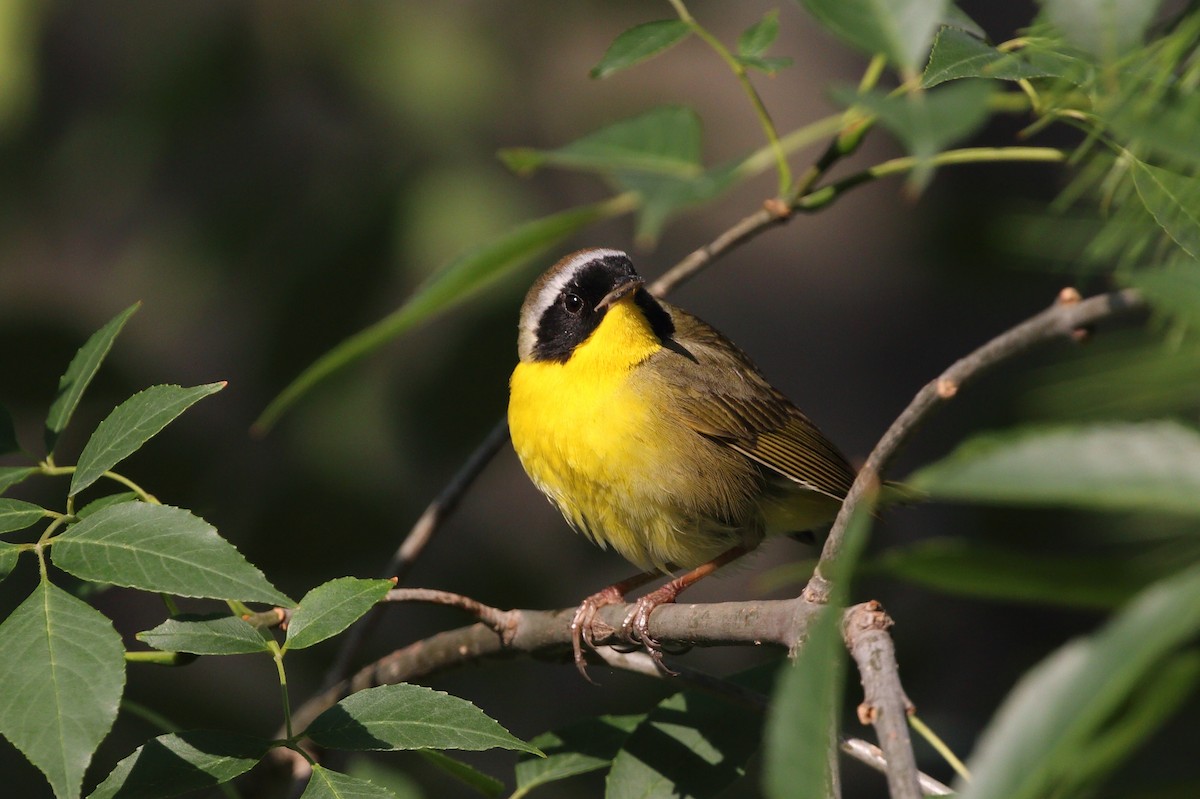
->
[923, 26, 1062, 88]
[70, 382, 226, 496]
[418, 750, 504, 797]
[302, 765, 399, 799]
[305, 684, 540, 755]
[0, 582, 125, 799]
[1132, 161, 1200, 261]
[834, 81, 994, 189]
[285, 577, 393, 650]
[514, 715, 642, 798]
[738, 9, 781, 57]
[910, 422, 1200, 516]
[1038, 0, 1164, 60]
[87, 730, 269, 799]
[958, 562, 1200, 799]
[763, 499, 874, 798]
[0, 541, 20, 583]
[254, 197, 630, 433]
[54, 502, 294, 606]
[799, 0, 950, 73]
[0, 497, 48, 535]
[868, 538, 1156, 609]
[45, 303, 140, 454]
[76, 492, 139, 520]
[0, 466, 34, 495]
[137, 613, 274, 655]
[590, 19, 691, 79]
[0, 403, 17, 454]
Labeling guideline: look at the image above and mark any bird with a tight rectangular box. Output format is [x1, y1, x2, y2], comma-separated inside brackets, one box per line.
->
[507, 248, 855, 676]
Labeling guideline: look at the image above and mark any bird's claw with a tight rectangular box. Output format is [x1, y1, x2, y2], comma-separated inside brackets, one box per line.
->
[570, 585, 625, 683]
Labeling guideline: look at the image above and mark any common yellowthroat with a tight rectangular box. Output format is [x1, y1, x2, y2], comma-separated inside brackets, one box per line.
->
[508, 248, 854, 674]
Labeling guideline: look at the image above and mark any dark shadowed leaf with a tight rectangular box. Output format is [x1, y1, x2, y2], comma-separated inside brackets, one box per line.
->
[1132, 160, 1200, 261]
[285, 577, 394, 650]
[87, 730, 269, 799]
[910, 422, 1200, 516]
[76, 492, 140, 520]
[0, 498, 48, 535]
[418, 750, 504, 797]
[301, 765, 399, 799]
[0, 541, 20, 583]
[514, 715, 642, 798]
[1127, 260, 1200, 330]
[0, 582, 125, 799]
[55, 503, 294, 606]
[923, 26, 1062, 87]
[45, 303, 140, 453]
[590, 19, 691, 79]
[305, 684, 540, 755]
[799, 0, 950, 73]
[70, 382, 225, 496]
[137, 614, 274, 656]
[0, 466, 34, 495]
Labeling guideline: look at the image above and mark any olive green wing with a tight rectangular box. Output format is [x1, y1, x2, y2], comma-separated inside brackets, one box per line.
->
[657, 306, 855, 501]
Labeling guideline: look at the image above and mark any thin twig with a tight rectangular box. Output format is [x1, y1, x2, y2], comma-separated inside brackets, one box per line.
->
[840, 738, 953, 796]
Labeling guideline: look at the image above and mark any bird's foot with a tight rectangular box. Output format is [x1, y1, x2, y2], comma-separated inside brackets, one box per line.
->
[620, 583, 683, 676]
[570, 585, 626, 683]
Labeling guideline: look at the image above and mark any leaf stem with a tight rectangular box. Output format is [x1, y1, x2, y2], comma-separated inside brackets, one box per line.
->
[36, 461, 159, 504]
[271, 643, 294, 740]
[668, 0, 792, 195]
[909, 714, 971, 782]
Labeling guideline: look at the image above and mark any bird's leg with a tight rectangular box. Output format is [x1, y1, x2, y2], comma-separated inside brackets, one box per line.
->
[622, 544, 754, 672]
[571, 570, 660, 682]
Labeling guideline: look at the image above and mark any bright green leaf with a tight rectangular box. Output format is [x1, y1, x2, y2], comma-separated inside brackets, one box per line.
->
[0, 497, 47, 535]
[418, 750, 504, 797]
[305, 683, 540, 755]
[923, 26, 1063, 88]
[285, 577, 393, 650]
[868, 538, 1157, 609]
[54, 502, 294, 606]
[910, 422, 1200, 516]
[254, 197, 632, 434]
[302, 765, 399, 799]
[799, 0, 950, 73]
[0, 582, 125, 799]
[137, 614, 274, 656]
[1038, 0, 1164, 60]
[590, 20, 692, 79]
[0, 541, 20, 583]
[87, 730, 269, 799]
[0, 403, 17, 454]
[1132, 161, 1200, 261]
[514, 715, 642, 798]
[70, 382, 226, 496]
[0, 466, 34, 495]
[958, 562, 1200, 799]
[45, 302, 140, 453]
[738, 9, 781, 57]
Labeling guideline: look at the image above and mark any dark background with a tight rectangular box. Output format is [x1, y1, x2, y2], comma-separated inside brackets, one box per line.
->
[1, 2, 1175, 797]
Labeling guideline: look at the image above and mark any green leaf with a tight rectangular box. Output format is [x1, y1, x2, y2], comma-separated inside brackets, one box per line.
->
[798, 0, 950, 73]
[958, 561, 1200, 799]
[0, 466, 34, 495]
[0, 582, 125, 799]
[0, 541, 20, 583]
[590, 20, 691, 79]
[136, 614, 274, 655]
[910, 422, 1200, 516]
[923, 26, 1062, 88]
[0, 497, 48, 535]
[500, 106, 704, 179]
[418, 750, 504, 797]
[70, 382, 226, 496]
[738, 9, 781, 57]
[763, 499, 874, 798]
[1127, 260, 1200, 330]
[868, 538, 1156, 609]
[87, 730, 269, 799]
[0, 403, 17, 454]
[514, 715, 642, 798]
[76, 491, 139, 520]
[54, 502, 294, 606]
[45, 302, 140, 454]
[735, 54, 794, 75]
[302, 765, 399, 799]
[1038, 0, 1164, 60]
[285, 577, 393, 650]
[834, 81, 994, 189]
[253, 197, 631, 434]
[1132, 161, 1200, 261]
[305, 683, 540, 755]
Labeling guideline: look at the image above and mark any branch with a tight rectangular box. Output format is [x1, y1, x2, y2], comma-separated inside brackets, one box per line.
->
[805, 286, 1145, 603]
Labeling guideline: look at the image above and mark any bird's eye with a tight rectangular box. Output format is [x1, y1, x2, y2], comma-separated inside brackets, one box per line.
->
[563, 293, 585, 315]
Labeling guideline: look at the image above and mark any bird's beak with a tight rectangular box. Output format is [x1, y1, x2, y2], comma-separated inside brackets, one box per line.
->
[595, 277, 645, 311]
